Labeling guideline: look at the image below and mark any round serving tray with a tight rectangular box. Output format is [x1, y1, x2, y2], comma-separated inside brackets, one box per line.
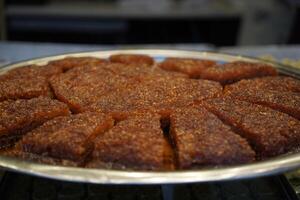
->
[0, 49, 300, 184]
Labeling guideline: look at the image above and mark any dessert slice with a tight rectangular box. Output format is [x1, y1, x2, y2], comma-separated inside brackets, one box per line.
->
[88, 112, 173, 170]
[202, 97, 300, 158]
[4, 64, 63, 79]
[0, 97, 70, 148]
[225, 76, 300, 93]
[50, 65, 138, 113]
[0, 63, 65, 101]
[17, 112, 114, 166]
[109, 54, 154, 66]
[48, 56, 107, 71]
[0, 76, 52, 101]
[104, 62, 188, 80]
[89, 78, 222, 120]
[200, 61, 277, 84]
[170, 106, 255, 169]
[159, 57, 216, 78]
[225, 82, 300, 120]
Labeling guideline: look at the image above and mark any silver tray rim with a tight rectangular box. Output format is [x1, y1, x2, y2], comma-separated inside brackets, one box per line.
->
[0, 49, 300, 184]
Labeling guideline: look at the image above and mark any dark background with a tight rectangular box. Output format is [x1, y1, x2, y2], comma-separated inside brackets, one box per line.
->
[1, 0, 300, 46]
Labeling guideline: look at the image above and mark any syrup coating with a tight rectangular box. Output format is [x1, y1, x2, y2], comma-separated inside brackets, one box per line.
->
[0, 97, 70, 148]
[88, 112, 170, 170]
[50, 65, 138, 112]
[159, 57, 216, 78]
[18, 112, 114, 164]
[0, 63, 62, 101]
[225, 76, 300, 93]
[5, 64, 63, 79]
[104, 62, 188, 80]
[89, 78, 222, 119]
[200, 61, 277, 84]
[48, 56, 107, 71]
[203, 97, 300, 158]
[225, 83, 300, 120]
[109, 54, 154, 66]
[170, 106, 255, 168]
[0, 76, 52, 101]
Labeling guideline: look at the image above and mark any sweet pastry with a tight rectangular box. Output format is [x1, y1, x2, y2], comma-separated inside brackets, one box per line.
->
[88, 112, 172, 170]
[17, 112, 113, 166]
[4, 64, 63, 79]
[200, 61, 277, 84]
[225, 83, 300, 120]
[159, 57, 216, 78]
[50, 64, 136, 113]
[109, 54, 154, 66]
[0, 76, 52, 101]
[48, 56, 107, 71]
[170, 106, 255, 168]
[0, 53, 299, 170]
[202, 97, 300, 158]
[88, 77, 222, 120]
[0, 97, 70, 148]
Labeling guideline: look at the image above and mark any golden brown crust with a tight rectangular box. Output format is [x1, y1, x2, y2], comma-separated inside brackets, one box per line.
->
[159, 57, 216, 78]
[0, 97, 70, 148]
[200, 61, 277, 84]
[104, 62, 188, 80]
[109, 54, 154, 66]
[224, 76, 300, 93]
[225, 82, 300, 120]
[50, 64, 138, 113]
[170, 106, 255, 168]
[202, 97, 300, 158]
[0, 76, 52, 101]
[48, 56, 107, 71]
[88, 112, 171, 170]
[5, 64, 63, 79]
[18, 112, 114, 164]
[88, 77, 222, 118]
[0, 63, 64, 101]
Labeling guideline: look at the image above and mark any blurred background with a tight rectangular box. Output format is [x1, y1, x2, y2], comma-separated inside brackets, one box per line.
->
[1, 0, 300, 47]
